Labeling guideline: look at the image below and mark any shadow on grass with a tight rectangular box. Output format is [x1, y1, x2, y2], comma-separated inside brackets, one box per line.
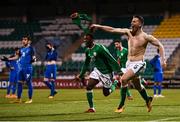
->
[131, 104, 180, 107]
[0, 112, 178, 121]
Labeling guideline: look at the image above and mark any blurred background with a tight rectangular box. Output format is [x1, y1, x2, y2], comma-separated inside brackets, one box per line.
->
[0, 0, 180, 88]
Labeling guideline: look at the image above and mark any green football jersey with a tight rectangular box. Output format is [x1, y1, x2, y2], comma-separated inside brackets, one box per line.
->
[116, 47, 128, 68]
[79, 43, 120, 78]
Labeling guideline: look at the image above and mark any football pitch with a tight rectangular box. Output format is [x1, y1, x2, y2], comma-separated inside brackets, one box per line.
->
[0, 89, 180, 121]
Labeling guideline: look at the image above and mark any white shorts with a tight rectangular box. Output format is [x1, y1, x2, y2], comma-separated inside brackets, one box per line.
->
[121, 60, 146, 74]
[89, 68, 112, 88]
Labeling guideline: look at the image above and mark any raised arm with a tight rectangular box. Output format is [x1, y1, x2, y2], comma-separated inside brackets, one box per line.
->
[8, 55, 19, 61]
[145, 35, 166, 67]
[90, 24, 129, 34]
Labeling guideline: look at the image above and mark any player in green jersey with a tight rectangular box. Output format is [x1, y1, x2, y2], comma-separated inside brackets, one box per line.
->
[114, 39, 133, 100]
[76, 34, 121, 113]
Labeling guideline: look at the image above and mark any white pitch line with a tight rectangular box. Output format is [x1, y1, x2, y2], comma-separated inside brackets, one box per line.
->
[150, 117, 180, 121]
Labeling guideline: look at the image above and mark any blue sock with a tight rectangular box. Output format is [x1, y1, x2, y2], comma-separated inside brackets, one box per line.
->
[12, 83, 17, 94]
[17, 82, 23, 99]
[7, 83, 12, 95]
[44, 81, 52, 89]
[153, 85, 157, 95]
[27, 81, 33, 99]
[158, 85, 162, 95]
[50, 81, 55, 96]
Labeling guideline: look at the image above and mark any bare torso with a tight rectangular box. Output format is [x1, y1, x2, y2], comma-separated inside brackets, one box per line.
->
[127, 31, 148, 61]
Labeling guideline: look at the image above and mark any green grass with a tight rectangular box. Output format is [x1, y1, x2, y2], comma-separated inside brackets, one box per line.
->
[0, 89, 180, 121]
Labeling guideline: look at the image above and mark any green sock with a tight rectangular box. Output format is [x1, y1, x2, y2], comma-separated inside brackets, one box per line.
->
[86, 91, 94, 108]
[139, 89, 149, 102]
[140, 78, 145, 84]
[110, 80, 118, 93]
[119, 87, 127, 108]
[126, 88, 132, 97]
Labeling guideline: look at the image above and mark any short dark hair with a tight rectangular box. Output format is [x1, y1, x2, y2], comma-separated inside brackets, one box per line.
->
[22, 35, 31, 41]
[114, 39, 122, 43]
[85, 33, 94, 39]
[133, 15, 144, 26]
[14, 47, 19, 51]
[46, 42, 53, 46]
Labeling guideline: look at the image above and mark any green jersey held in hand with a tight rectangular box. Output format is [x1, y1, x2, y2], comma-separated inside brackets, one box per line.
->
[71, 13, 92, 34]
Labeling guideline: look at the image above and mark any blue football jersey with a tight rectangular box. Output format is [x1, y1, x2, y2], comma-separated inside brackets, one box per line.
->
[18, 46, 35, 67]
[150, 55, 163, 73]
[45, 48, 57, 61]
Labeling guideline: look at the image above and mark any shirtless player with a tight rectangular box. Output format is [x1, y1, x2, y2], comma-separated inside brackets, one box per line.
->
[90, 15, 166, 113]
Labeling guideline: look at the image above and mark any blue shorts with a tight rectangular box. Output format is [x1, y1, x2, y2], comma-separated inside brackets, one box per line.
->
[44, 64, 57, 79]
[154, 72, 163, 82]
[18, 67, 33, 82]
[9, 70, 18, 83]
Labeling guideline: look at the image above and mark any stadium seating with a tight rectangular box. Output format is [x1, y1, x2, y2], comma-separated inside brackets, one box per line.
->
[153, 15, 180, 38]
[144, 38, 180, 60]
[0, 15, 179, 79]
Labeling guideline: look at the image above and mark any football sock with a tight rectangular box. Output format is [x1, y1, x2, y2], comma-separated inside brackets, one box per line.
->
[50, 81, 55, 96]
[153, 85, 157, 95]
[44, 81, 52, 89]
[139, 88, 149, 102]
[7, 84, 12, 95]
[17, 82, 23, 99]
[119, 87, 127, 108]
[12, 83, 17, 94]
[126, 88, 132, 97]
[27, 81, 33, 99]
[158, 85, 162, 95]
[86, 90, 94, 108]
[110, 80, 118, 93]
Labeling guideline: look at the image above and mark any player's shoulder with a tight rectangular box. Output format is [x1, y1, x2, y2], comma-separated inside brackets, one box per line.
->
[85, 48, 89, 53]
[123, 47, 128, 51]
[143, 32, 155, 40]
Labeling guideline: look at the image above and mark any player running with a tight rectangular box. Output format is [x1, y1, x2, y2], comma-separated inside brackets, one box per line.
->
[91, 15, 166, 113]
[43, 42, 58, 99]
[76, 33, 121, 113]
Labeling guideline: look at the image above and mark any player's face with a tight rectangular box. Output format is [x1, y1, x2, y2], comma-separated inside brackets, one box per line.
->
[46, 44, 52, 49]
[84, 35, 93, 47]
[22, 37, 29, 46]
[131, 17, 141, 30]
[114, 42, 120, 48]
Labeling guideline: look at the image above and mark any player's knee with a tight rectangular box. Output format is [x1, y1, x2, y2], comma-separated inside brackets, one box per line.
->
[121, 78, 128, 87]
[135, 86, 142, 91]
[103, 87, 110, 97]
[86, 85, 93, 91]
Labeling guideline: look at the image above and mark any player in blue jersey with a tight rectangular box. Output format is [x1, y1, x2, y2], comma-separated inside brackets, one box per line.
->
[8, 36, 36, 103]
[150, 49, 164, 98]
[1, 48, 19, 99]
[43, 42, 58, 99]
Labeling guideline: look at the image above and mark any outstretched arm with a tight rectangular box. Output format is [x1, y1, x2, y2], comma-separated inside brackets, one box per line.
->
[8, 55, 19, 61]
[146, 35, 166, 67]
[90, 24, 129, 34]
